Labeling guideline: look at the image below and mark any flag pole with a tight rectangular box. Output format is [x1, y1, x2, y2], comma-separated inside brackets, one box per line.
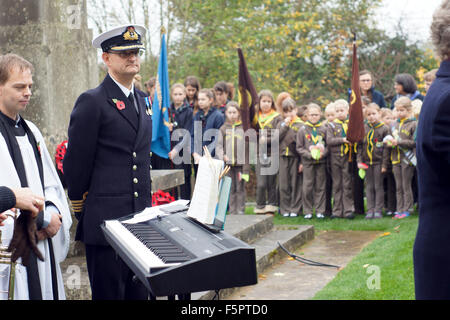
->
[155, 26, 171, 125]
[349, 33, 356, 163]
[160, 26, 171, 124]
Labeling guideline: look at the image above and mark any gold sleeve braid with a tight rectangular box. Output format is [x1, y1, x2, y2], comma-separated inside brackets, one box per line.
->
[70, 192, 89, 213]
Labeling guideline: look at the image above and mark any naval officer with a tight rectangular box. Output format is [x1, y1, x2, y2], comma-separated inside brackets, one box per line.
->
[64, 25, 152, 300]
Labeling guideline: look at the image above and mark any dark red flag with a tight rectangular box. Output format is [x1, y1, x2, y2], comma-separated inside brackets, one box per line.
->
[237, 48, 259, 131]
[346, 40, 365, 143]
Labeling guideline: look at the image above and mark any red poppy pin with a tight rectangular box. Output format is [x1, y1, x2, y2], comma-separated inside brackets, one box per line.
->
[112, 99, 125, 110]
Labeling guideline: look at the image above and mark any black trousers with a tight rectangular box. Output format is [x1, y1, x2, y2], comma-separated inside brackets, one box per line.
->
[85, 244, 149, 300]
[350, 154, 365, 214]
[152, 153, 171, 170]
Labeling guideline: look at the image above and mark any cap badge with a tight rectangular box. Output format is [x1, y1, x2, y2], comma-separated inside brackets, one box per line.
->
[123, 26, 139, 41]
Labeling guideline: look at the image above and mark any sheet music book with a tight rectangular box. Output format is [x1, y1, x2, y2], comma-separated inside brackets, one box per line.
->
[187, 156, 224, 225]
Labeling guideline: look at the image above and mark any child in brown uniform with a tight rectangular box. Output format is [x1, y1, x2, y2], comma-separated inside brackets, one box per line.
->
[357, 103, 390, 219]
[385, 97, 417, 219]
[278, 98, 304, 217]
[296, 103, 328, 219]
[216, 101, 249, 215]
[254, 90, 283, 214]
[326, 99, 355, 219]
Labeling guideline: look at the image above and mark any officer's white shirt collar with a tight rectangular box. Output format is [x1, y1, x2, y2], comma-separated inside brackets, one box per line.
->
[109, 73, 135, 98]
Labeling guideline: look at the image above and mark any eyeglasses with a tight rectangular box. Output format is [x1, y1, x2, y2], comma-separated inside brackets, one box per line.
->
[108, 49, 144, 58]
[360, 79, 372, 83]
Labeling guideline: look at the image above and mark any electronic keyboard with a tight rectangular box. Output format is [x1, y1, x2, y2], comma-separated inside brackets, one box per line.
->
[102, 210, 257, 296]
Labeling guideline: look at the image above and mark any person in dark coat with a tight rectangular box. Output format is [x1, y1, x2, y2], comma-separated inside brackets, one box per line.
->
[191, 88, 225, 160]
[359, 70, 386, 108]
[414, 0, 450, 299]
[64, 25, 152, 300]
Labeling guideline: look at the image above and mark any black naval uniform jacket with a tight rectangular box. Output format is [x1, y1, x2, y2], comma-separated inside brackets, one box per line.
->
[414, 60, 450, 299]
[64, 74, 152, 246]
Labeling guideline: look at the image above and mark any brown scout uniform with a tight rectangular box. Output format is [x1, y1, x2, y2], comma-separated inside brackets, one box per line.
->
[278, 116, 304, 215]
[255, 111, 283, 211]
[326, 119, 354, 218]
[390, 117, 417, 213]
[216, 121, 250, 214]
[357, 122, 390, 214]
[296, 121, 328, 215]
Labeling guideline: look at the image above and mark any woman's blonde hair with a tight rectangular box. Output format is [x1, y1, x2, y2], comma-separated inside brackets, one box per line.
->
[412, 99, 423, 118]
[430, 0, 450, 59]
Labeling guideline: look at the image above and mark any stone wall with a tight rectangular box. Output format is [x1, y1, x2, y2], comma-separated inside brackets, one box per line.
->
[0, 0, 99, 258]
[0, 0, 99, 155]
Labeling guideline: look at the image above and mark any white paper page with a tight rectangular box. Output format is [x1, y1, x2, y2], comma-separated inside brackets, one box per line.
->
[121, 200, 191, 224]
[187, 157, 223, 224]
[122, 206, 166, 224]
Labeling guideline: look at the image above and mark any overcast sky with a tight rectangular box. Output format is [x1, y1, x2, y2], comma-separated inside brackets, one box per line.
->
[375, 0, 443, 43]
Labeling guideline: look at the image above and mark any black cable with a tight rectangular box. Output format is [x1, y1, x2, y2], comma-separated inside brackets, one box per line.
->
[277, 242, 341, 269]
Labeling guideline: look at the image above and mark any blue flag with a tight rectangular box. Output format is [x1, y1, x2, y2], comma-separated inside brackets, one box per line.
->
[151, 33, 171, 159]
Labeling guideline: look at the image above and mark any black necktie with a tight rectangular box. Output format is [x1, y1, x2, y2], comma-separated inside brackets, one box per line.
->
[128, 92, 139, 114]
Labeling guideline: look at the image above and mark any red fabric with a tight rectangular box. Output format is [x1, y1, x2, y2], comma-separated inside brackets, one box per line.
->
[55, 140, 68, 174]
[152, 189, 175, 206]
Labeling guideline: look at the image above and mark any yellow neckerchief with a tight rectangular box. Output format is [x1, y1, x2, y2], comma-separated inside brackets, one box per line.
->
[304, 121, 323, 145]
[366, 122, 384, 165]
[334, 118, 350, 156]
[285, 117, 303, 156]
[289, 116, 303, 127]
[258, 110, 279, 129]
[232, 120, 242, 128]
[391, 118, 407, 164]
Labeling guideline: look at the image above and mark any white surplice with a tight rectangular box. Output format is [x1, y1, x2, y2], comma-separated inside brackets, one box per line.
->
[0, 120, 72, 300]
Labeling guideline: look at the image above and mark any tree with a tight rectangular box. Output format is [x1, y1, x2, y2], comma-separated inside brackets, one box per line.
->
[167, 0, 386, 104]
[358, 24, 439, 104]
[87, 0, 439, 106]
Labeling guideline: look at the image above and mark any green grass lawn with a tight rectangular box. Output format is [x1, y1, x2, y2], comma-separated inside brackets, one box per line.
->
[246, 206, 418, 300]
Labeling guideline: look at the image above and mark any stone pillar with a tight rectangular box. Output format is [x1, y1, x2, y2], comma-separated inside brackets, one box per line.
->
[0, 0, 98, 155]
